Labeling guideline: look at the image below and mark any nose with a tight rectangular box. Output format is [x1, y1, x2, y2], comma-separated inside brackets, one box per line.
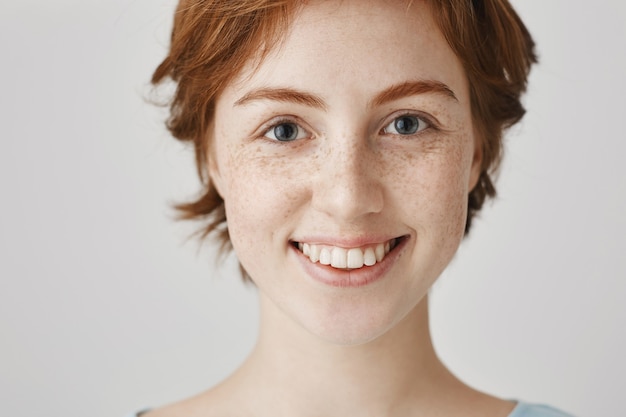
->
[311, 135, 384, 221]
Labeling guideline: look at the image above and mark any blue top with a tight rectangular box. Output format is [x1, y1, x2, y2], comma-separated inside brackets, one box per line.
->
[509, 402, 575, 417]
[128, 401, 575, 417]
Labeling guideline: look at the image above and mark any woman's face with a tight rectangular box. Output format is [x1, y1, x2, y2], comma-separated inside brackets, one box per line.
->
[210, 0, 481, 344]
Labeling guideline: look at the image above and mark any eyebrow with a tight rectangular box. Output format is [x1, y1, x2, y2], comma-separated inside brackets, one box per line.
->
[235, 87, 327, 110]
[233, 80, 457, 110]
[371, 80, 458, 106]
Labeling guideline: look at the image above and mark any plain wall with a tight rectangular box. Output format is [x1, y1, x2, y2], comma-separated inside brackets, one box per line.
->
[0, 1, 624, 416]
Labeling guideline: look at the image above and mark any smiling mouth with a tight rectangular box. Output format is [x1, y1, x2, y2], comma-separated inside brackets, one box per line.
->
[291, 236, 406, 270]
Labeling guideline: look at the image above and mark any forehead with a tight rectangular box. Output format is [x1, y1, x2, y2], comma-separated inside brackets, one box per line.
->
[222, 0, 468, 107]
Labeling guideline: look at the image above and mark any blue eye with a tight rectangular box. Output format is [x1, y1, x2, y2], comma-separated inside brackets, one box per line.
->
[264, 122, 308, 142]
[383, 115, 429, 135]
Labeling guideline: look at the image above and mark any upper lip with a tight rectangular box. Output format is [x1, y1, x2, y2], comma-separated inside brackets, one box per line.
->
[290, 234, 407, 249]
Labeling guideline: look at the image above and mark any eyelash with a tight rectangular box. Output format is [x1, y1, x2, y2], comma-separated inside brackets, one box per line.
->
[259, 111, 438, 143]
[379, 111, 436, 137]
[261, 116, 312, 143]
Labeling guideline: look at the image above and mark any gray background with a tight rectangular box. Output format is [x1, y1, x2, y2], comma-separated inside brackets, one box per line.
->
[1, 1, 624, 416]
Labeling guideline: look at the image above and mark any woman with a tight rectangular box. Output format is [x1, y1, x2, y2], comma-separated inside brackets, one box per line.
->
[141, 0, 574, 416]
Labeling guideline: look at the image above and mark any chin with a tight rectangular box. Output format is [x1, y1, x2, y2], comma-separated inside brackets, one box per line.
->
[289, 289, 427, 347]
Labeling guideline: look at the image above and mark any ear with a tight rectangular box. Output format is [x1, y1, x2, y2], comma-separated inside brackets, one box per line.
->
[468, 130, 483, 191]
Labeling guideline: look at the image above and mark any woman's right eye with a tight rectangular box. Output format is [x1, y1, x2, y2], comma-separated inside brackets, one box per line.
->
[263, 122, 308, 142]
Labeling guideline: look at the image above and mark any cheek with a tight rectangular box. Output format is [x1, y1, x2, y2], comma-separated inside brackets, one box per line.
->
[390, 135, 473, 240]
[219, 143, 308, 259]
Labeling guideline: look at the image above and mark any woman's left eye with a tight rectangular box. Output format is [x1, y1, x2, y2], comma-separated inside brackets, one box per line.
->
[263, 122, 309, 142]
[382, 115, 429, 136]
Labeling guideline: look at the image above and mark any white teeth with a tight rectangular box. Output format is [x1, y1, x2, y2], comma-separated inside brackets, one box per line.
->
[363, 248, 376, 266]
[319, 248, 332, 265]
[347, 248, 364, 269]
[296, 238, 399, 270]
[375, 244, 385, 262]
[331, 247, 348, 268]
[309, 244, 320, 263]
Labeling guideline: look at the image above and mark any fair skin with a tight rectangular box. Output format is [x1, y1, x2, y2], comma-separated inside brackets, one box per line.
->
[147, 0, 515, 416]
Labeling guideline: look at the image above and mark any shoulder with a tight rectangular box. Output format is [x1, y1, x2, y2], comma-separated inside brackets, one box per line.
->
[130, 387, 238, 417]
[134, 404, 202, 417]
[509, 402, 576, 417]
[135, 401, 208, 417]
[123, 411, 150, 417]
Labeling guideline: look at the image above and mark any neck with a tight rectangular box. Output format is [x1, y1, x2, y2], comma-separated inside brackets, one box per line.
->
[233, 294, 462, 417]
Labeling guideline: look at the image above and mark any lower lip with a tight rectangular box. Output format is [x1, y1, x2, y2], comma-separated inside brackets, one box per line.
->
[290, 237, 409, 288]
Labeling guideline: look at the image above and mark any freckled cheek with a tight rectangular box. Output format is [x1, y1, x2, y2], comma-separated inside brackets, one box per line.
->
[430, 160, 472, 240]
[221, 149, 309, 248]
[388, 150, 470, 239]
